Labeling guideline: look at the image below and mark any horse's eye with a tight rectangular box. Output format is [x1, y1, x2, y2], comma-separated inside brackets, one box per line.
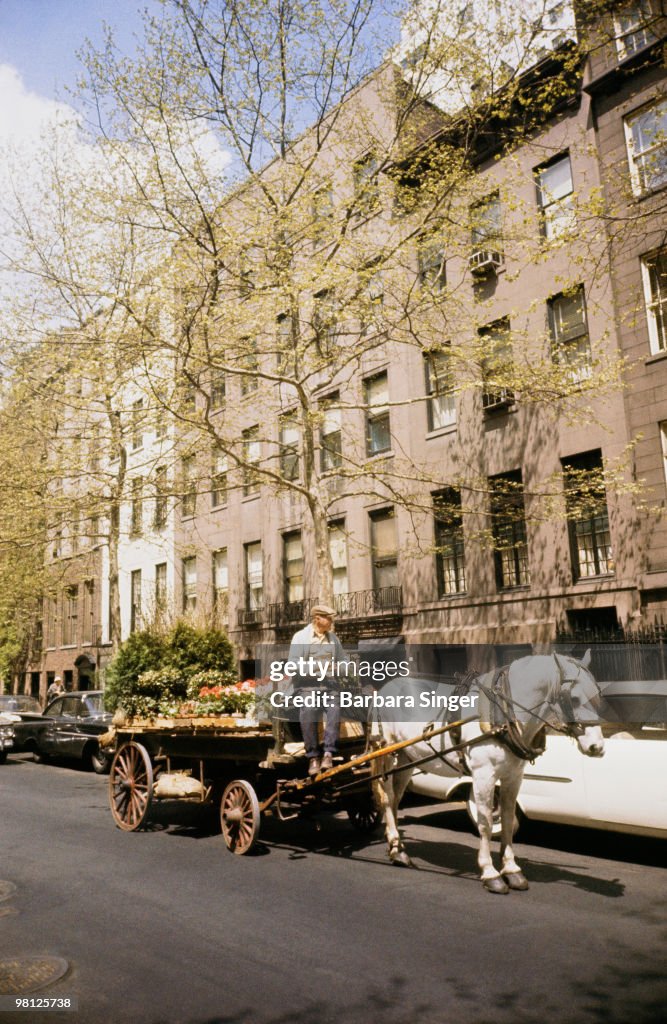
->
[570, 696, 581, 708]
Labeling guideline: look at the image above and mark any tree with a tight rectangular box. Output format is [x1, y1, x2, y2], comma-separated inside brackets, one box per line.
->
[1, 0, 644, 647]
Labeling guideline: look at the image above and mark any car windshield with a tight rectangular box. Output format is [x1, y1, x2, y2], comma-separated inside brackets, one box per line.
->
[0, 695, 41, 714]
[84, 694, 104, 713]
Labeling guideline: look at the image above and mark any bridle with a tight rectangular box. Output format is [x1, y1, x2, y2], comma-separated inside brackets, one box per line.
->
[548, 655, 602, 739]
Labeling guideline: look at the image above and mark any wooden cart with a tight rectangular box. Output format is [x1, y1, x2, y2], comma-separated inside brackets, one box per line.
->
[108, 713, 472, 854]
[108, 714, 380, 853]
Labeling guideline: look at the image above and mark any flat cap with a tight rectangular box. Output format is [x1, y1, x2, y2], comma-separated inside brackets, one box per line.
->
[311, 604, 336, 619]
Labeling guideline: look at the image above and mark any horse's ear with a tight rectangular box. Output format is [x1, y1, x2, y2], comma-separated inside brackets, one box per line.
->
[581, 649, 592, 669]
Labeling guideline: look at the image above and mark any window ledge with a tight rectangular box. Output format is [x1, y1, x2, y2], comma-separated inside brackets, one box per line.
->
[497, 584, 531, 594]
[242, 494, 260, 502]
[426, 423, 457, 439]
[365, 449, 394, 462]
[573, 573, 615, 585]
[645, 350, 667, 366]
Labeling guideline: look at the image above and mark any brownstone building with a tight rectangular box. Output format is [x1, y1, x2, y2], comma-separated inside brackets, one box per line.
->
[15, 1, 667, 693]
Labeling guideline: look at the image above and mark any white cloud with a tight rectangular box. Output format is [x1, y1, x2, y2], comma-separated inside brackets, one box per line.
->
[0, 64, 79, 146]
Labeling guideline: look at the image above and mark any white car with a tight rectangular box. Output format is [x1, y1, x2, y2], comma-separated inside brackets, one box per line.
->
[409, 701, 667, 840]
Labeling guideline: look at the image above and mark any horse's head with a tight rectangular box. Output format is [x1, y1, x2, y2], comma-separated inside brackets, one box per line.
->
[552, 650, 605, 758]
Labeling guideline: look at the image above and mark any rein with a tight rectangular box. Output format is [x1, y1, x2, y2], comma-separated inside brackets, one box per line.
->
[472, 654, 597, 761]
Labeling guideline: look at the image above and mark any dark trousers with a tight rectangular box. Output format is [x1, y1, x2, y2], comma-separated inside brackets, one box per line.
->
[299, 688, 340, 759]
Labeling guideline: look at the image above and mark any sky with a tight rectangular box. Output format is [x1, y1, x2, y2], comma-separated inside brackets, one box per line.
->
[0, 0, 153, 100]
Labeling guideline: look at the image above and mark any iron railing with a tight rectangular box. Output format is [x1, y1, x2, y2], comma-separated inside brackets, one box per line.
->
[268, 586, 403, 627]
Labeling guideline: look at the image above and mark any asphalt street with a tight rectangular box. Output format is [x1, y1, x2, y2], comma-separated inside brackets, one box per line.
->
[1, 755, 666, 1024]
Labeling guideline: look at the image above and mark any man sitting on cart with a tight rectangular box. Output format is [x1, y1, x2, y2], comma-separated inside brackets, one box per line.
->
[289, 604, 347, 776]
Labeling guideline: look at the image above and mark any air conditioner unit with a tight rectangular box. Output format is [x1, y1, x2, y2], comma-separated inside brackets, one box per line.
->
[469, 249, 503, 276]
[483, 387, 514, 412]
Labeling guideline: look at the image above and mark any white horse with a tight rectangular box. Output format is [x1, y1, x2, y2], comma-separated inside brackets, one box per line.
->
[371, 652, 605, 893]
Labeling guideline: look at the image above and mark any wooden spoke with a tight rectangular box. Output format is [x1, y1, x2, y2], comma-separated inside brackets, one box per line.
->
[220, 780, 260, 855]
[347, 799, 382, 834]
[109, 741, 154, 832]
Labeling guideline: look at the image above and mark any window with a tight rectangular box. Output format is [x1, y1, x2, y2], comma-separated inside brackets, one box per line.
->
[131, 398, 144, 450]
[360, 267, 384, 335]
[130, 569, 142, 633]
[660, 422, 667, 488]
[641, 249, 667, 353]
[615, 2, 656, 58]
[283, 531, 304, 604]
[245, 542, 263, 613]
[82, 580, 95, 645]
[418, 237, 446, 291]
[155, 562, 167, 613]
[320, 393, 342, 471]
[211, 449, 228, 507]
[434, 490, 466, 595]
[425, 348, 456, 430]
[130, 477, 143, 537]
[63, 586, 79, 646]
[242, 426, 260, 496]
[52, 513, 63, 559]
[470, 192, 502, 252]
[181, 456, 196, 517]
[353, 153, 380, 216]
[70, 513, 80, 555]
[279, 413, 300, 481]
[313, 290, 337, 356]
[277, 315, 294, 374]
[155, 404, 167, 440]
[370, 509, 399, 599]
[182, 557, 197, 612]
[490, 472, 530, 589]
[89, 423, 101, 473]
[329, 521, 348, 597]
[480, 319, 514, 412]
[46, 597, 57, 649]
[365, 372, 391, 455]
[625, 100, 667, 195]
[240, 342, 259, 395]
[210, 373, 226, 410]
[154, 466, 168, 531]
[548, 287, 592, 383]
[536, 153, 574, 240]
[212, 549, 229, 622]
[312, 186, 334, 241]
[562, 451, 613, 580]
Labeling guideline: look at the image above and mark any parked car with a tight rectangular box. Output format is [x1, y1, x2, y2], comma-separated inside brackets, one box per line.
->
[0, 694, 51, 759]
[0, 714, 15, 763]
[35, 691, 113, 774]
[409, 719, 667, 840]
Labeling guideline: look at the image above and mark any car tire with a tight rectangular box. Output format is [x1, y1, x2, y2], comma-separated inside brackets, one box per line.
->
[33, 747, 50, 765]
[466, 787, 519, 839]
[0, 752, 7, 765]
[88, 745, 111, 775]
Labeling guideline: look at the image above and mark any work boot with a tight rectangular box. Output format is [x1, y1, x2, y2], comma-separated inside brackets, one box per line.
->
[321, 752, 333, 771]
[308, 757, 321, 776]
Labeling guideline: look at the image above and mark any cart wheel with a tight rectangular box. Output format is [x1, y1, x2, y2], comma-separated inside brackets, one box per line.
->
[109, 741, 154, 832]
[220, 779, 260, 854]
[347, 800, 383, 834]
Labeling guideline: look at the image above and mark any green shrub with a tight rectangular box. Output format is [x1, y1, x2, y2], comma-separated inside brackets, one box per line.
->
[104, 630, 167, 712]
[164, 622, 235, 678]
[104, 622, 236, 714]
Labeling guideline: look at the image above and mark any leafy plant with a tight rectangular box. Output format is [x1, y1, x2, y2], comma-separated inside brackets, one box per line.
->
[104, 622, 236, 713]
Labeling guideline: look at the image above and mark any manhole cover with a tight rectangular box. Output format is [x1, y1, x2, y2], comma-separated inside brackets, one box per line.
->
[0, 957, 70, 995]
[0, 881, 17, 902]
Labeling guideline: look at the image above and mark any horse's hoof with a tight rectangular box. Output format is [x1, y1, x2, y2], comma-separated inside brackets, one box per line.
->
[390, 850, 413, 868]
[483, 876, 510, 894]
[503, 871, 529, 891]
